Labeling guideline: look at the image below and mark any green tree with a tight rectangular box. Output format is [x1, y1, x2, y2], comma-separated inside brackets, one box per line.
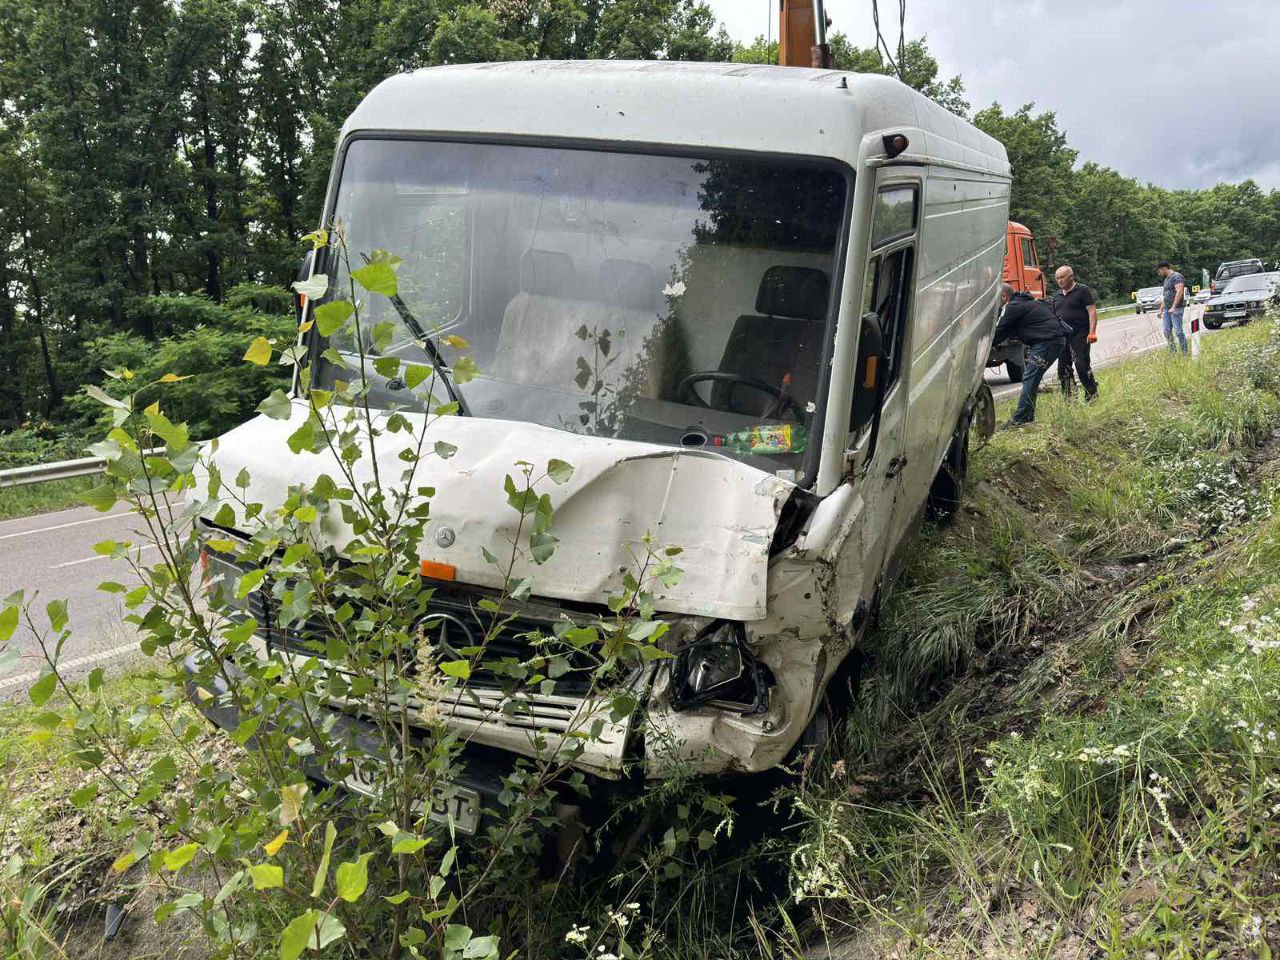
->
[172, 0, 258, 301]
[429, 4, 531, 64]
[1057, 163, 1179, 299]
[973, 103, 1079, 254]
[249, 16, 311, 280]
[593, 0, 727, 60]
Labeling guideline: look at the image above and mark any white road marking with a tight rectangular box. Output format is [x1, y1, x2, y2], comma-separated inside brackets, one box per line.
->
[52, 543, 159, 569]
[0, 502, 111, 528]
[0, 639, 141, 693]
[0, 510, 135, 543]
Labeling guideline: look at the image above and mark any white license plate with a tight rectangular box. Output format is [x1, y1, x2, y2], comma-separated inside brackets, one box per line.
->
[1226, 310, 1247, 319]
[342, 768, 481, 834]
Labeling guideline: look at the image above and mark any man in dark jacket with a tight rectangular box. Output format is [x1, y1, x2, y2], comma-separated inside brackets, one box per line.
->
[994, 283, 1067, 427]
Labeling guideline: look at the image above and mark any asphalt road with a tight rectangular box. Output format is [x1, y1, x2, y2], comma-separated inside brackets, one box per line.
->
[0, 503, 155, 699]
[985, 307, 1199, 400]
[0, 306, 1212, 698]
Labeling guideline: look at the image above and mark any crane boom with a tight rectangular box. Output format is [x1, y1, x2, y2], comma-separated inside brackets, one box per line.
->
[778, 0, 833, 69]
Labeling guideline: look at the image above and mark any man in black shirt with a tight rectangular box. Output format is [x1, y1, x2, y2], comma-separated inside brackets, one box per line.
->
[1051, 265, 1099, 400]
[994, 283, 1067, 427]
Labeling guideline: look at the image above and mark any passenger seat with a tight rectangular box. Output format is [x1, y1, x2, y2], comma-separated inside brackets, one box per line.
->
[490, 249, 580, 386]
[710, 266, 829, 418]
[492, 252, 672, 399]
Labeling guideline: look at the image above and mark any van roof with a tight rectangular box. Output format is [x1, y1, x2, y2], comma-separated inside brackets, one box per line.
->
[339, 60, 1010, 177]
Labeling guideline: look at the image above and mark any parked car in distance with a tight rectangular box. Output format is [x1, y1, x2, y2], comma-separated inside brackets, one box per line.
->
[1202, 273, 1279, 329]
[1135, 286, 1162, 313]
[1192, 287, 1212, 305]
[1211, 258, 1264, 295]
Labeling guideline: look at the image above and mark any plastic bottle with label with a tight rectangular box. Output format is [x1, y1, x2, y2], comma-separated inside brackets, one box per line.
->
[710, 423, 807, 455]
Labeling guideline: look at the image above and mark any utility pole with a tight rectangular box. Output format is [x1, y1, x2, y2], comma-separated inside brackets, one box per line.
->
[778, 0, 833, 69]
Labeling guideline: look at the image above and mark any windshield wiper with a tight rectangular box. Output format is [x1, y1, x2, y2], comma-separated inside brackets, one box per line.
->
[360, 253, 469, 416]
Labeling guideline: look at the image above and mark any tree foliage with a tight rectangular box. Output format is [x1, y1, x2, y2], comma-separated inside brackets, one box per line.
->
[0, 0, 730, 436]
[974, 103, 1280, 299]
[4, 6, 1280, 443]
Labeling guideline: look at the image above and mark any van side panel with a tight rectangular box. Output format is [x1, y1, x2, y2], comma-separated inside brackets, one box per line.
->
[899, 169, 1009, 507]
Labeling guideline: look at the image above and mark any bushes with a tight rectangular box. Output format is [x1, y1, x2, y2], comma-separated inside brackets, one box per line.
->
[0, 240, 709, 960]
[0, 423, 88, 468]
[57, 287, 296, 440]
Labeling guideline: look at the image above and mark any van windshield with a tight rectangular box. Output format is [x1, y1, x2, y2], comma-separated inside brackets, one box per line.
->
[315, 138, 848, 479]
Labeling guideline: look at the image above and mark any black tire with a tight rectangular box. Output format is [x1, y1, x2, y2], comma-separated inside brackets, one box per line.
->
[1005, 361, 1024, 383]
[1203, 317, 1222, 330]
[927, 411, 971, 524]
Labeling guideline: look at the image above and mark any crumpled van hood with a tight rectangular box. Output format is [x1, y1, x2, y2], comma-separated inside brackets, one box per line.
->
[202, 404, 795, 621]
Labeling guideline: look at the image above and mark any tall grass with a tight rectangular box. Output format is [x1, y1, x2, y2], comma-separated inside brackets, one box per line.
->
[0, 477, 95, 521]
[777, 317, 1280, 957]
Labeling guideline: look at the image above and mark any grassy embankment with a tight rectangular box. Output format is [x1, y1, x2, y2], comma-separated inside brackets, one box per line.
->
[0, 478, 96, 521]
[770, 315, 1280, 958]
[3, 318, 1280, 959]
[0, 429, 95, 520]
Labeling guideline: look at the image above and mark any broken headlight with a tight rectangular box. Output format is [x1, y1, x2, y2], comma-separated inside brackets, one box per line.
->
[670, 621, 772, 715]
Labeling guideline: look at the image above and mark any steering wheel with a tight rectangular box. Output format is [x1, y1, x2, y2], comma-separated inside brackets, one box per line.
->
[677, 372, 806, 423]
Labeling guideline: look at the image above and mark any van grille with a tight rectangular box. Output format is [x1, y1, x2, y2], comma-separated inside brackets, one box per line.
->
[208, 552, 601, 698]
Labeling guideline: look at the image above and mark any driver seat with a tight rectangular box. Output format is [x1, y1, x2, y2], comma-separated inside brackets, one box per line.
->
[710, 266, 829, 418]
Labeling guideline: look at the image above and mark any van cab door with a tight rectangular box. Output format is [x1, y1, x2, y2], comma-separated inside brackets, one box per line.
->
[834, 174, 921, 605]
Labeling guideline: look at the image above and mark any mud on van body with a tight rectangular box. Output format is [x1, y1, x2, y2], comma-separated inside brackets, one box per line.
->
[187, 61, 1011, 825]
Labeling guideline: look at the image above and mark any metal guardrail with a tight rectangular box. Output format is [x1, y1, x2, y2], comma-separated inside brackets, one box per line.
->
[1099, 303, 1136, 316]
[0, 449, 161, 489]
[0, 454, 115, 489]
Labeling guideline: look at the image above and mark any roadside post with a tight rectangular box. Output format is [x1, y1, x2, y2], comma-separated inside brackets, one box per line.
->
[1186, 303, 1204, 359]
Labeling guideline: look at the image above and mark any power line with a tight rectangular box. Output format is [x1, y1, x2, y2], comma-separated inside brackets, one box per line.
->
[767, 0, 773, 63]
[870, 0, 905, 81]
[898, 0, 907, 75]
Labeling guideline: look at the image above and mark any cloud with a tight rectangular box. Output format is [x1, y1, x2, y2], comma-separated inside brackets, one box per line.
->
[705, 0, 1280, 189]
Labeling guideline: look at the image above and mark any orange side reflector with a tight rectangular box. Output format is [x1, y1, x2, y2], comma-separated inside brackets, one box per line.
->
[420, 559, 457, 582]
[863, 356, 879, 390]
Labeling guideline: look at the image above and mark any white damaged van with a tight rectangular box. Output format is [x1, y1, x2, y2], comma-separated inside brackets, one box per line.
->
[191, 61, 1010, 806]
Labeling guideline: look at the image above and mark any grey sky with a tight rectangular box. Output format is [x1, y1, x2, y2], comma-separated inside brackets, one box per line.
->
[706, 0, 1280, 190]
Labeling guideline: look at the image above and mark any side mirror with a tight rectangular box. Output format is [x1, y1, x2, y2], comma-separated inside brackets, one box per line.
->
[291, 251, 312, 324]
[851, 311, 886, 433]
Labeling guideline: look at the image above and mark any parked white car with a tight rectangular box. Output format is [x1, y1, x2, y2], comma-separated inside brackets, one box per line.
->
[1136, 286, 1162, 313]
